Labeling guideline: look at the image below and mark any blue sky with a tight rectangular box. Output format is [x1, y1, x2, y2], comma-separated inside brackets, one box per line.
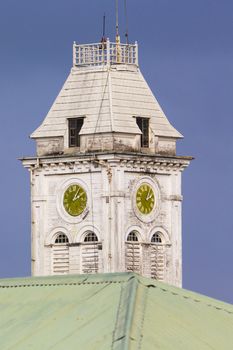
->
[0, 0, 232, 303]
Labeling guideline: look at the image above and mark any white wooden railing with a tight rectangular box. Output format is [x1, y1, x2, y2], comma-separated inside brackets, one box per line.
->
[73, 39, 138, 67]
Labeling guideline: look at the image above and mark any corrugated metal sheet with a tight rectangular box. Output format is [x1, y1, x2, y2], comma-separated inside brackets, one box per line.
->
[0, 272, 232, 349]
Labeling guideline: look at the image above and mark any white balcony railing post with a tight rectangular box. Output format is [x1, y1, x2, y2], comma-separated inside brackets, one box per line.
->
[135, 41, 138, 66]
[106, 38, 110, 66]
[73, 41, 76, 67]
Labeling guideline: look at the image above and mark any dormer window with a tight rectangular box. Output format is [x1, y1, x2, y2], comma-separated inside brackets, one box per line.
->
[68, 117, 84, 147]
[136, 117, 149, 147]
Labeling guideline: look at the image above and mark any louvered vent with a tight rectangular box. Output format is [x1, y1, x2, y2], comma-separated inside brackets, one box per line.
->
[150, 245, 165, 281]
[81, 232, 100, 274]
[150, 233, 165, 281]
[125, 242, 141, 273]
[52, 234, 69, 275]
[125, 231, 141, 274]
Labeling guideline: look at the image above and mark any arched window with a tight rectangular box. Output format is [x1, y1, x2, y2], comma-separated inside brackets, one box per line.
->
[52, 233, 69, 275]
[55, 234, 69, 244]
[151, 232, 162, 243]
[127, 231, 139, 242]
[81, 231, 101, 274]
[150, 232, 165, 281]
[125, 231, 141, 274]
[84, 232, 98, 242]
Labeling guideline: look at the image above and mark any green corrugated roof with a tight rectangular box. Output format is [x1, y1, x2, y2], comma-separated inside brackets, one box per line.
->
[0, 272, 233, 349]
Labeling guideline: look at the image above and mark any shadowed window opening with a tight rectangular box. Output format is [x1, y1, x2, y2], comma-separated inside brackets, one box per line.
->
[68, 118, 84, 147]
[127, 231, 139, 242]
[151, 232, 162, 243]
[84, 232, 98, 242]
[55, 234, 69, 244]
[136, 117, 149, 147]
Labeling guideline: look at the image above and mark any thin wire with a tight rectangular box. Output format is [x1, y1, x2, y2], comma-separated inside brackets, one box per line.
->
[124, 0, 129, 44]
[103, 13, 106, 38]
[88, 164, 99, 273]
[116, 0, 119, 36]
[90, 69, 110, 149]
[88, 68, 110, 267]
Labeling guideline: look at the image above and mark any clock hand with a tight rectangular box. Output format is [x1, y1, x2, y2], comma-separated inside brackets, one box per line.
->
[146, 190, 151, 201]
[73, 189, 80, 201]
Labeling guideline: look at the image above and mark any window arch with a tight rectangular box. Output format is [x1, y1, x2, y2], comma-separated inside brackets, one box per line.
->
[151, 232, 162, 244]
[84, 232, 98, 242]
[127, 231, 139, 242]
[55, 234, 69, 244]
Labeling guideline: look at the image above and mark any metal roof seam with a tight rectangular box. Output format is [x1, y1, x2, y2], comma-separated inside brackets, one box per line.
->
[0, 280, 123, 288]
[133, 283, 149, 350]
[142, 282, 233, 316]
[111, 283, 125, 349]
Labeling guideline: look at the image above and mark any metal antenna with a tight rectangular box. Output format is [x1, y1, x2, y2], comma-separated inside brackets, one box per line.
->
[100, 13, 107, 48]
[115, 0, 121, 62]
[116, 0, 119, 38]
[103, 13, 106, 38]
[124, 0, 129, 44]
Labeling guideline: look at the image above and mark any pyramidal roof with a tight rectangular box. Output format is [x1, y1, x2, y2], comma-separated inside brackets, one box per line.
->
[1, 272, 233, 349]
[31, 40, 182, 139]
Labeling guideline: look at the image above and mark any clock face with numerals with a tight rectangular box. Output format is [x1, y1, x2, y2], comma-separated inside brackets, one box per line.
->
[63, 184, 87, 217]
[136, 183, 155, 215]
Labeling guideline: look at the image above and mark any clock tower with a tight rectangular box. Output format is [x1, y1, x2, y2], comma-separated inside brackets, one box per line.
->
[22, 39, 191, 287]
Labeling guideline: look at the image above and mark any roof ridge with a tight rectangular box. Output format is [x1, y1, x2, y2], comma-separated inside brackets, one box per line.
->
[111, 275, 144, 349]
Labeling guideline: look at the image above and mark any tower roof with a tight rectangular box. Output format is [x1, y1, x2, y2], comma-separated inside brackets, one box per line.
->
[31, 40, 182, 140]
[1, 272, 232, 349]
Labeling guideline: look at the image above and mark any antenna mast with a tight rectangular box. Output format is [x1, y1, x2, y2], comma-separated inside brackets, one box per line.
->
[101, 12, 107, 47]
[124, 0, 129, 44]
[116, 0, 120, 41]
[103, 13, 106, 39]
[115, 0, 121, 62]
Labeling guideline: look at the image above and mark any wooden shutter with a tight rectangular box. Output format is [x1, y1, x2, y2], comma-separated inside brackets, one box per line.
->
[125, 242, 141, 274]
[150, 244, 165, 281]
[52, 245, 69, 275]
[81, 243, 99, 274]
[141, 244, 152, 278]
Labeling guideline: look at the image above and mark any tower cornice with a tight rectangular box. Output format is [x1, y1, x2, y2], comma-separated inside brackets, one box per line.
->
[21, 152, 192, 174]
